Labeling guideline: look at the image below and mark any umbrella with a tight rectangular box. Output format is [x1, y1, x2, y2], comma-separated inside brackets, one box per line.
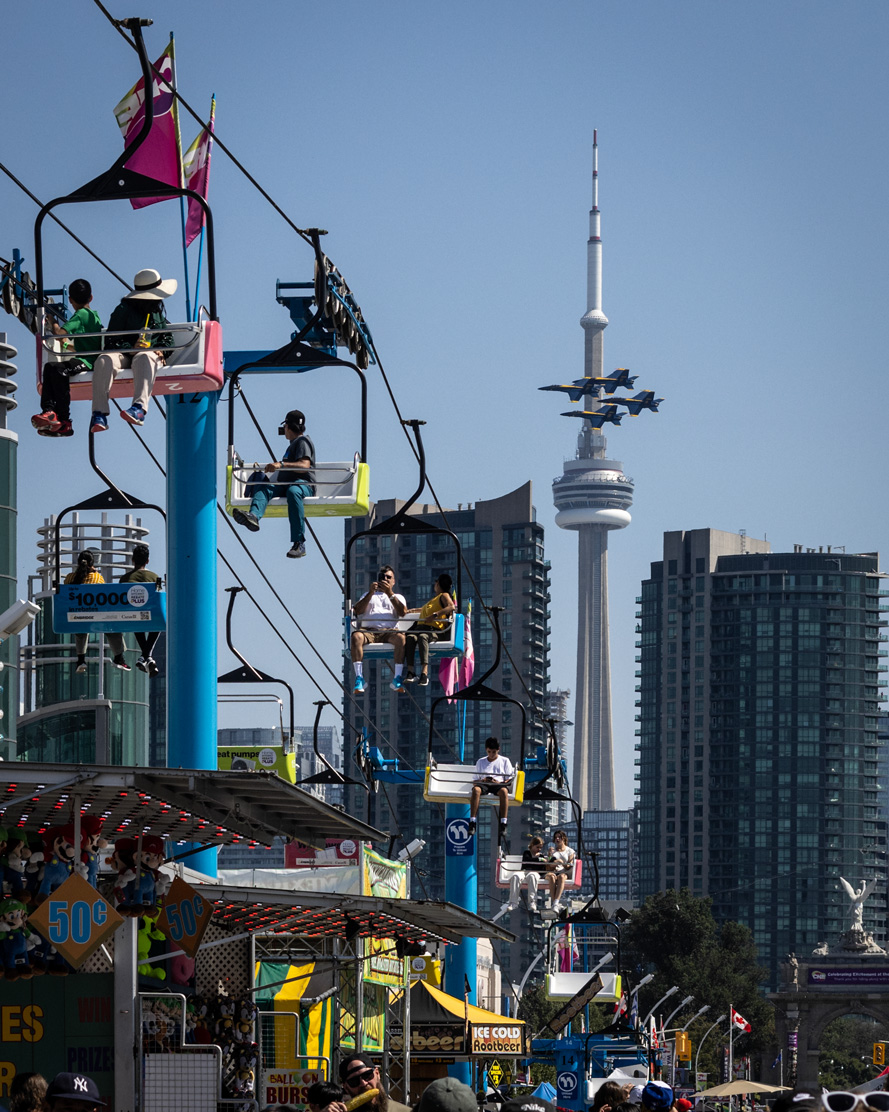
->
[693, 1082, 789, 1097]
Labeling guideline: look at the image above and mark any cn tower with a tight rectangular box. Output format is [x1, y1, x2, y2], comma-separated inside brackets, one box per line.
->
[551, 133, 634, 811]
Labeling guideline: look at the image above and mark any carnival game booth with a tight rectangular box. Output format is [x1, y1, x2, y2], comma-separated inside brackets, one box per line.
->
[0, 763, 514, 1112]
[392, 979, 529, 1101]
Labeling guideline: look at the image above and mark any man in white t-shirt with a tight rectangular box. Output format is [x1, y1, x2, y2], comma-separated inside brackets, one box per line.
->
[351, 564, 408, 695]
[468, 736, 514, 842]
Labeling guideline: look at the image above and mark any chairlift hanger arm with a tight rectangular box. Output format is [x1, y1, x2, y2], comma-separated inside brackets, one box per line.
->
[344, 420, 461, 604]
[33, 18, 217, 321]
[219, 586, 295, 745]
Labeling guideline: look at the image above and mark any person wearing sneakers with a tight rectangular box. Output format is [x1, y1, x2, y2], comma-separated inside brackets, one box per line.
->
[119, 543, 162, 676]
[232, 409, 315, 559]
[64, 550, 130, 673]
[90, 267, 175, 431]
[403, 572, 456, 687]
[32, 278, 102, 438]
[468, 736, 514, 842]
[350, 566, 407, 694]
[501, 835, 547, 915]
[546, 828, 577, 912]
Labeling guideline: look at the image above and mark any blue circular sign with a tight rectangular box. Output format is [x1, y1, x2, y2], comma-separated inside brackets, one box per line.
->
[557, 1071, 578, 1098]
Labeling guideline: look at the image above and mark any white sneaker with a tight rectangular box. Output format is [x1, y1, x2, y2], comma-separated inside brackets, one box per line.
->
[506, 901, 520, 912]
[527, 901, 538, 913]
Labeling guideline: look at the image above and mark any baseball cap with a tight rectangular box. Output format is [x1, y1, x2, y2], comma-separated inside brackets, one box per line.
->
[339, 1053, 377, 1082]
[501, 1099, 557, 1112]
[676, 1101, 694, 1112]
[641, 1082, 674, 1111]
[46, 1073, 106, 1107]
[417, 1078, 478, 1112]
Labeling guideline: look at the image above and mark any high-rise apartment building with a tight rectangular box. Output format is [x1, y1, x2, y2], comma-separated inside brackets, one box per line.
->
[636, 529, 888, 987]
[343, 483, 551, 982]
[566, 808, 636, 902]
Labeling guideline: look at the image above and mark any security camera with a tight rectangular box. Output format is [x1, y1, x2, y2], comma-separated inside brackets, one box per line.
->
[397, 838, 426, 862]
[0, 600, 40, 644]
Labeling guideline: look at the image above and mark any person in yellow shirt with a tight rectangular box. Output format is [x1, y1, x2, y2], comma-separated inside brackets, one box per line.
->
[64, 550, 130, 674]
[403, 573, 456, 686]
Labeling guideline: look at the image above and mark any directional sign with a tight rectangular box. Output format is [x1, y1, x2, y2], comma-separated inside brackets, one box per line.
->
[155, 877, 213, 958]
[445, 818, 473, 856]
[27, 872, 124, 969]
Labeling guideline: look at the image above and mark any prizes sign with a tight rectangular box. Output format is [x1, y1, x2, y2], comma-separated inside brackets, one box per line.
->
[28, 873, 124, 969]
[155, 878, 213, 958]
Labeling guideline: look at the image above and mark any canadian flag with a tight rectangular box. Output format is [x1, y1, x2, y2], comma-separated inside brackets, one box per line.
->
[613, 991, 628, 1017]
[731, 1007, 752, 1033]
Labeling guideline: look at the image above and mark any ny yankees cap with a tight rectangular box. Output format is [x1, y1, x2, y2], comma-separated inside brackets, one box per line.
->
[46, 1073, 106, 1106]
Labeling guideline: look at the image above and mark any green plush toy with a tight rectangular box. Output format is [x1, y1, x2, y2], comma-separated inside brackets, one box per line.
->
[137, 912, 166, 981]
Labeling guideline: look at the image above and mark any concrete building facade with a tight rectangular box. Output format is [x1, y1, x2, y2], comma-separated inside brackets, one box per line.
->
[636, 528, 889, 987]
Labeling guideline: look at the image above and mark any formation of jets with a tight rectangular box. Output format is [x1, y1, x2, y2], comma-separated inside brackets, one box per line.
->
[539, 368, 663, 429]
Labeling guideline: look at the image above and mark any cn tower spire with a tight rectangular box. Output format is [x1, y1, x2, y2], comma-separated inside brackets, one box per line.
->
[579, 130, 610, 459]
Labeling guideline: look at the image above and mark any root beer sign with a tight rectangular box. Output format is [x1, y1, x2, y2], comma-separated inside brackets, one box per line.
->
[470, 1023, 526, 1056]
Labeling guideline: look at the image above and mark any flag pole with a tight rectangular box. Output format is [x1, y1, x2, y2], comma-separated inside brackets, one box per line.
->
[191, 95, 215, 321]
[729, 1006, 734, 1086]
[168, 32, 192, 323]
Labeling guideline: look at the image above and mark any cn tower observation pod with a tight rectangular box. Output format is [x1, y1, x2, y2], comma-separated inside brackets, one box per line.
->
[552, 456, 634, 531]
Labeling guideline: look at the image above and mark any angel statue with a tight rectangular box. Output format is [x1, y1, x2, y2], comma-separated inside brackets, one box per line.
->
[839, 877, 878, 932]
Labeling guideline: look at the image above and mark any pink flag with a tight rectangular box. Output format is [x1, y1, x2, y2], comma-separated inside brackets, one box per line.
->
[459, 605, 475, 689]
[182, 98, 215, 246]
[114, 42, 181, 208]
[439, 655, 458, 699]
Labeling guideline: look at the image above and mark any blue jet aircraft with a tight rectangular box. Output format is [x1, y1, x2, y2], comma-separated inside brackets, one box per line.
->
[600, 390, 663, 415]
[561, 404, 623, 428]
[539, 368, 638, 401]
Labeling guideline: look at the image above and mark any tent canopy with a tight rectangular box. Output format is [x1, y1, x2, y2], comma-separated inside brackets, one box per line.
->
[410, 979, 526, 1027]
[695, 1082, 788, 1097]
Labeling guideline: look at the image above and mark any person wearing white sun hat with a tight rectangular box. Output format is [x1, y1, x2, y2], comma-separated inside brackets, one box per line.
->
[90, 267, 177, 431]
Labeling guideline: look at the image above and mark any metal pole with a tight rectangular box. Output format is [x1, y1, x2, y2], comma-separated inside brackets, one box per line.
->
[643, 985, 678, 1029]
[444, 802, 476, 1086]
[114, 917, 138, 1112]
[166, 390, 218, 876]
[694, 1015, 727, 1087]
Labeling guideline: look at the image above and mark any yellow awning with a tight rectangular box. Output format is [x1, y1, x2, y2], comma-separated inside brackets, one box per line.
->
[417, 979, 525, 1026]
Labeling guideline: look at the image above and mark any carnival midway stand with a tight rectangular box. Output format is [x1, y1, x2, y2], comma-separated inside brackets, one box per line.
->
[0, 762, 516, 1112]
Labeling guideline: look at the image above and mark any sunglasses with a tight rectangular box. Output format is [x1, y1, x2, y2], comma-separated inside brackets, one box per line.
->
[344, 1069, 376, 1087]
[823, 1095, 889, 1112]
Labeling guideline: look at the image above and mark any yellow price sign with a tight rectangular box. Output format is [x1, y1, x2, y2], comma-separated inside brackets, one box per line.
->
[27, 873, 124, 969]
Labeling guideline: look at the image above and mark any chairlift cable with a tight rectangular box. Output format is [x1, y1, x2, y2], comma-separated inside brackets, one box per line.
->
[90, 0, 314, 246]
[0, 158, 129, 287]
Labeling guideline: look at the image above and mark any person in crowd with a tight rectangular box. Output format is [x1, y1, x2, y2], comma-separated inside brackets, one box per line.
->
[8, 1071, 47, 1112]
[233, 409, 315, 559]
[338, 1052, 410, 1112]
[90, 267, 176, 431]
[119, 542, 162, 675]
[546, 828, 577, 912]
[350, 566, 407, 694]
[468, 736, 514, 841]
[591, 1081, 629, 1112]
[65, 550, 129, 673]
[44, 1072, 106, 1112]
[33, 278, 102, 437]
[306, 1082, 347, 1112]
[403, 572, 456, 687]
[502, 835, 547, 914]
[415, 1078, 478, 1112]
[640, 1082, 673, 1112]
[500, 1097, 558, 1112]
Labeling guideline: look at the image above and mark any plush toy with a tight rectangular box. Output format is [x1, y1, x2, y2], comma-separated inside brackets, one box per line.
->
[37, 825, 77, 903]
[170, 951, 195, 988]
[136, 835, 170, 911]
[79, 815, 108, 889]
[109, 837, 140, 914]
[24, 834, 44, 904]
[137, 913, 167, 981]
[1, 833, 32, 901]
[0, 897, 38, 980]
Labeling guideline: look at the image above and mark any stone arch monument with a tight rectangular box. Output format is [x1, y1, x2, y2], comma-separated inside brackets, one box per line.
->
[768, 879, 889, 1090]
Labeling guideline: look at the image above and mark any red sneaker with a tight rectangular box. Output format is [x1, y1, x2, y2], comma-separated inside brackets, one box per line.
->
[32, 410, 60, 431]
[55, 420, 74, 437]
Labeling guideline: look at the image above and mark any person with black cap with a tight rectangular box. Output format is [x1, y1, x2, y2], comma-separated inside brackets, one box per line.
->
[119, 542, 162, 676]
[33, 277, 102, 438]
[90, 267, 176, 431]
[44, 1071, 105, 1112]
[499, 1096, 558, 1112]
[338, 1053, 410, 1112]
[233, 409, 315, 559]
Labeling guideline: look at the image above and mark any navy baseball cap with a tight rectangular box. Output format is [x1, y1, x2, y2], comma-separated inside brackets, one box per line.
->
[46, 1073, 106, 1106]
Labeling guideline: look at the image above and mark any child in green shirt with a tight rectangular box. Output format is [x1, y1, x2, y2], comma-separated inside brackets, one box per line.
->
[33, 278, 103, 437]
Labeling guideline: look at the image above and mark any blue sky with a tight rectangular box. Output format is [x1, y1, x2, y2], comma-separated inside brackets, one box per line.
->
[3, 1, 888, 807]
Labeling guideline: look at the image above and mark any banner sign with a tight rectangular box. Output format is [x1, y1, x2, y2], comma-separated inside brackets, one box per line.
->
[259, 1069, 322, 1112]
[390, 1022, 465, 1056]
[470, 1023, 526, 1056]
[808, 967, 889, 986]
[27, 873, 124, 969]
[53, 582, 166, 633]
[546, 974, 603, 1035]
